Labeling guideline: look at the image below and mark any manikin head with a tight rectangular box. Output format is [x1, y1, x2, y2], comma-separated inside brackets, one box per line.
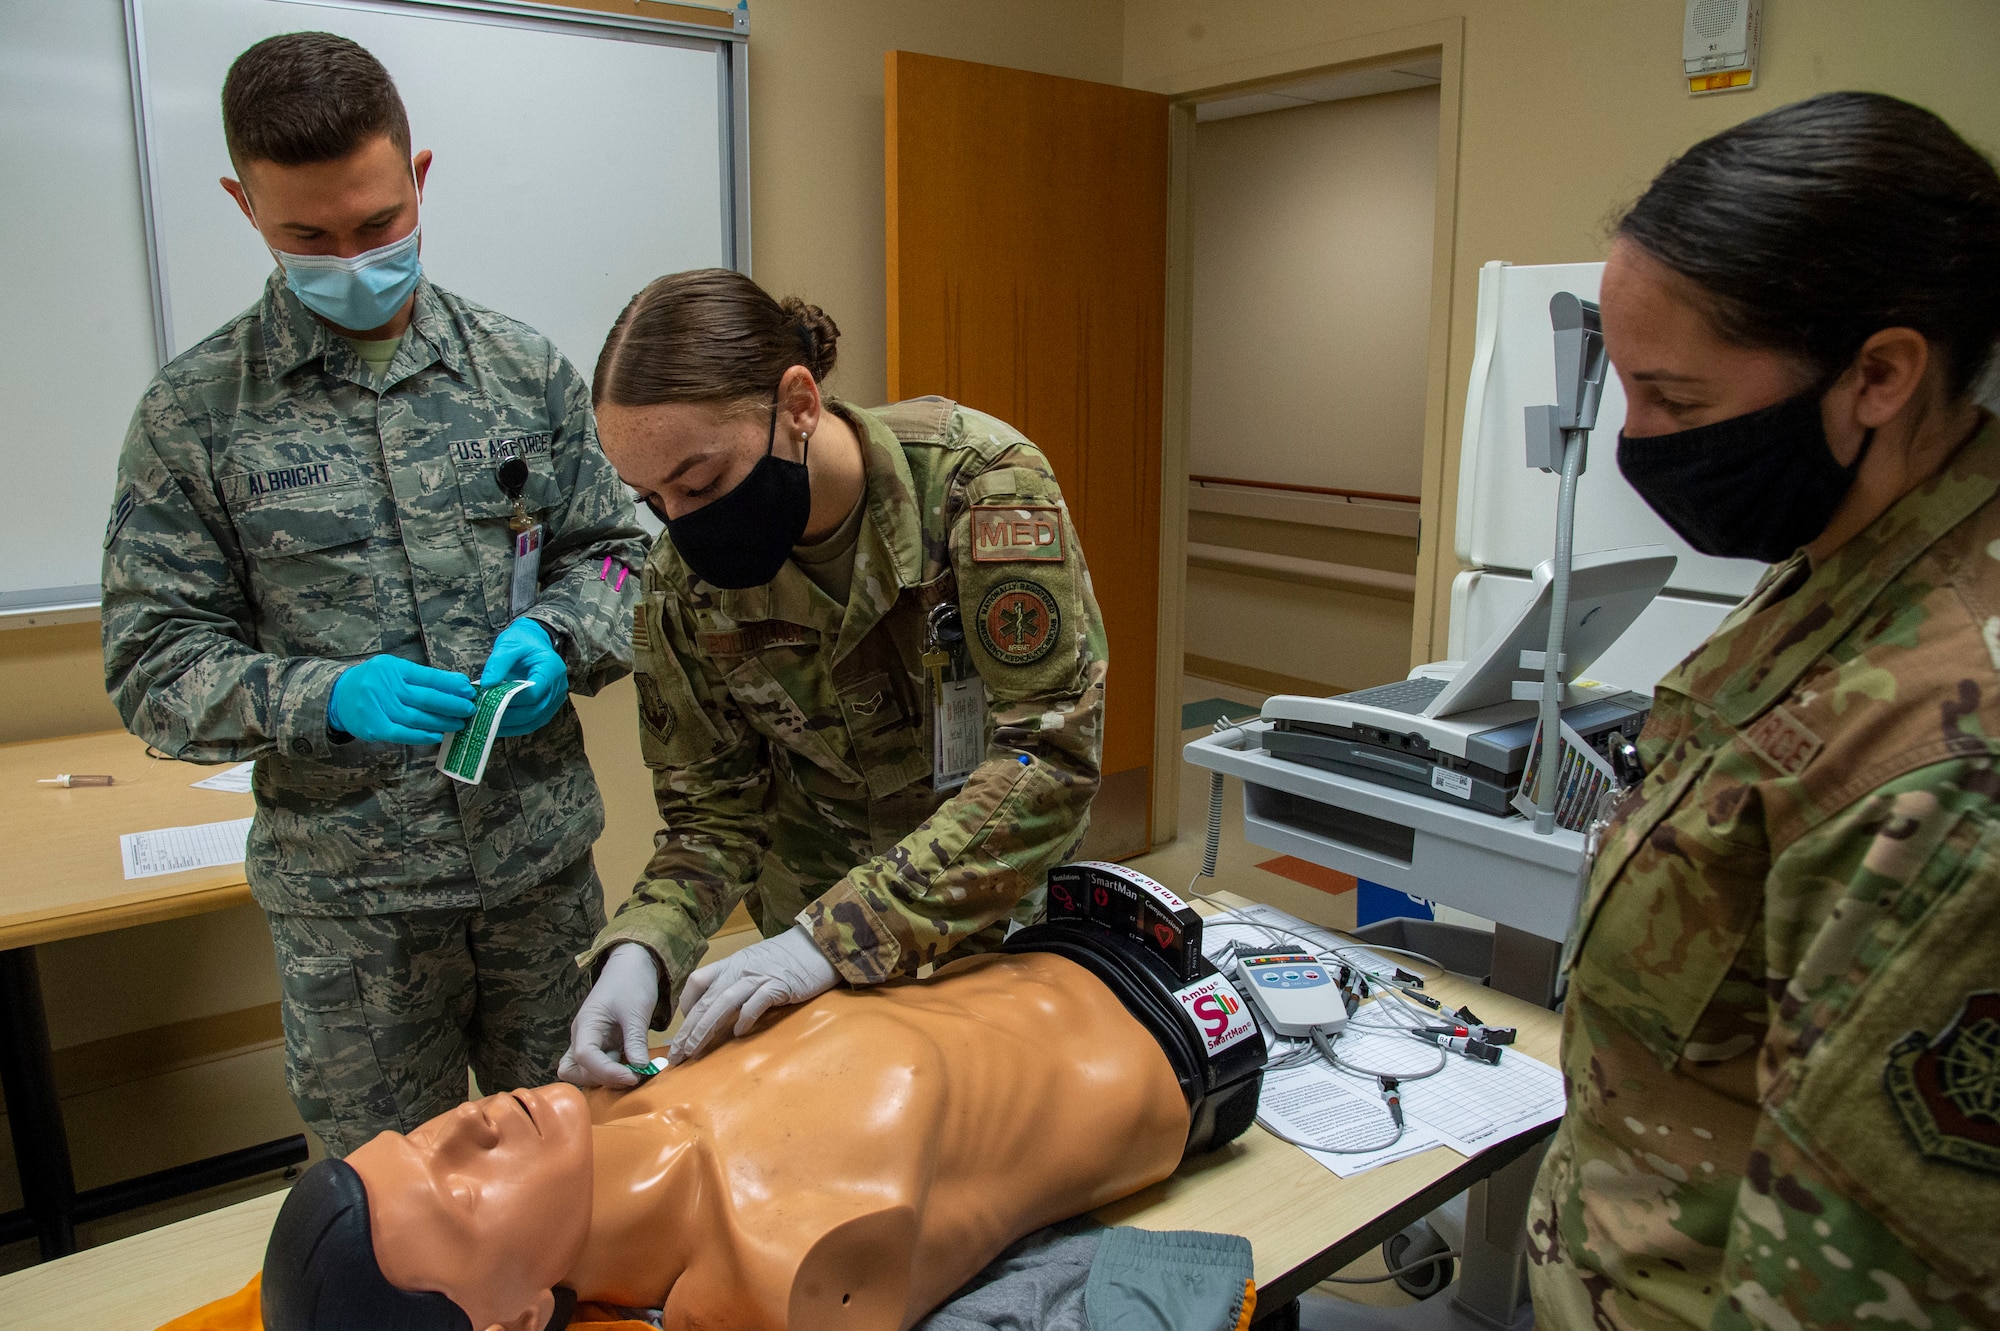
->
[261, 1086, 594, 1331]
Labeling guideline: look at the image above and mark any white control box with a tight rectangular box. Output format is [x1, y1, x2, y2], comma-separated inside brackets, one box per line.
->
[1234, 952, 1352, 1038]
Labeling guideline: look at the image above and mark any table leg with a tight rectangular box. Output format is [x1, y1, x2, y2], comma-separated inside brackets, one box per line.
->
[0, 946, 79, 1259]
[1449, 1136, 1547, 1331]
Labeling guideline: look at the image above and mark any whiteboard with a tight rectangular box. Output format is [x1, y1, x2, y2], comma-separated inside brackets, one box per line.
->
[0, 3, 163, 614]
[0, 0, 745, 619]
[1452, 260, 1765, 601]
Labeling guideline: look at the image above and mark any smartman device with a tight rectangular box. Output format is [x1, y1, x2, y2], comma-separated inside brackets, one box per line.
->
[1015, 862, 1265, 1155]
[1045, 861, 1204, 980]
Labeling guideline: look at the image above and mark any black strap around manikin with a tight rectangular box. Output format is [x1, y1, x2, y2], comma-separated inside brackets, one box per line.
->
[1003, 921, 1263, 1159]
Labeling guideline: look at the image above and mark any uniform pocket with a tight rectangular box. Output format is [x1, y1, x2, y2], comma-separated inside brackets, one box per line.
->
[634, 603, 728, 770]
[724, 654, 863, 784]
[229, 483, 382, 657]
[457, 455, 562, 627]
[276, 954, 397, 1150]
[1567, 745, 1768, 1067]
[1568, 750, 1717, 964]
[1776, 813, 2000, 1291]
[838, 671, 930, 799]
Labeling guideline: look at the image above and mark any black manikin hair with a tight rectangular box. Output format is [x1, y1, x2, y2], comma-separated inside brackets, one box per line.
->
[261, 1158, 576, 1331]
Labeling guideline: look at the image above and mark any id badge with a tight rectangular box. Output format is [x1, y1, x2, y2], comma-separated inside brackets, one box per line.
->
[933, 674, 986, 792]
[509, 523, 544, 618]
[924, 602, 984, 792]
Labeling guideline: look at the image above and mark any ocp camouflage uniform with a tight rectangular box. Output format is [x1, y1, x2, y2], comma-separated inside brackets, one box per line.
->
[102, 273, 646, 1154]
[1529, 416, 2000, 1330]
[582, 397, 1105, 1010]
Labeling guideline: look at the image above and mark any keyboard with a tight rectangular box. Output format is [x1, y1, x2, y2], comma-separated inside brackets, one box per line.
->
[1327, 676, 1449, 715]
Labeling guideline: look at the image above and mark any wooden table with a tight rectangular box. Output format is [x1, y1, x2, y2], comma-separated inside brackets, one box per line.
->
[0, 892, 1563, 1329]
[0, 730, 308, 1261]
[1102, 894, 1562, 1324]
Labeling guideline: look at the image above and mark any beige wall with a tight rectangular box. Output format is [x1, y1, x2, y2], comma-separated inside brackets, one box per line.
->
[1130, 0, 2000, 664]
[1191, 86, 1438, 497]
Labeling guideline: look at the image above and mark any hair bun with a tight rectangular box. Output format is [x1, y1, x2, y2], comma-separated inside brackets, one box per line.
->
[780, 296, 841, 381]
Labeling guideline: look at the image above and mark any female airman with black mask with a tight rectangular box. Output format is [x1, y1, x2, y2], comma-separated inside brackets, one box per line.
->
[1530, 93, 2000, 1331]
[558, 270, 1109, 1082]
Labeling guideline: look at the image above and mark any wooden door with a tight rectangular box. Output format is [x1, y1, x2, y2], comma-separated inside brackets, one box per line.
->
[885, 50, 1168, 860]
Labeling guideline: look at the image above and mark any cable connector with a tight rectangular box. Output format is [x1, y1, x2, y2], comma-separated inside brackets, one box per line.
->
[1401, 988, 1443, 1010]
[1450, 1002, 1514, 1045]
[1419, 1030, 1504, 1064]
[1378, 1076, 1404, 1129]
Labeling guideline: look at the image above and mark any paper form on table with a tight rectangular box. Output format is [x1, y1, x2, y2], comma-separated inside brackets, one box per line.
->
[1257, 1062, 1447, 1177]
[119, 818, 253, 880]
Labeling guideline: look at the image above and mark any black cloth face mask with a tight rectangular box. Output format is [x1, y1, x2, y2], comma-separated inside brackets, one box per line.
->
[1616, 385, 1872, 564]
[663, 404, 812, 589]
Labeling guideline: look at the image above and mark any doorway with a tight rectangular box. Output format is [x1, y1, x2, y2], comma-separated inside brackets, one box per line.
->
[1157, 27, 1463, 840]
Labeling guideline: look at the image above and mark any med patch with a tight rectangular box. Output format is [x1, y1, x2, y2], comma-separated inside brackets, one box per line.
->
[1884, 989, 2000, 1174]
[971, 504, 1065, 563]
[976, 579, 1059, 666]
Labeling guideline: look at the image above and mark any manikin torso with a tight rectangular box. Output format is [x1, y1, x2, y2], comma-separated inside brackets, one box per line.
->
[562, 951, 1190, 1331]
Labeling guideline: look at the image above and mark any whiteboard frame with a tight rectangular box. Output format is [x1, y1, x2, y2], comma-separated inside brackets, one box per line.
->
[121, 0, 752, 371]
[0, 0, 749, 624]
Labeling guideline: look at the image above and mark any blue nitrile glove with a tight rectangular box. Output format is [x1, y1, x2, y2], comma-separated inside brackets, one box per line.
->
[480, 617, 570, 737]
[328, 655, 477, 745]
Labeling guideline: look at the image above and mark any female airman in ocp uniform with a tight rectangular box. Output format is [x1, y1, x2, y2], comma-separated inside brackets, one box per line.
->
[1530, 93, 2000, 1331]
[560, 270, 1108, 1082]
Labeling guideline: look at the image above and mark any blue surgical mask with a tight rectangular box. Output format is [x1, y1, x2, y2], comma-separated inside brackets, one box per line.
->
[272, 225, 423, 332]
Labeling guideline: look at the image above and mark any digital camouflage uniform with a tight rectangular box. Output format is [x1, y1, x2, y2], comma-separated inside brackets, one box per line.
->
[583, 397, 1105, 1012]
[1529, 416, 2000, 1330]
[102, 273, 646, 1154]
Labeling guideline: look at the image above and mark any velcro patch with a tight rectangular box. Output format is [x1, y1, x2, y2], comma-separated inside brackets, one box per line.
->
[976, 579, 1060, 666]
[696, 622, 815, 656]
[971, 504, 1065, 563]
[103, 485, 136, 549]
[635, 672, 677, 745]
[448, 433, 554, 464]
[1742, 705, 1824, 776]
[1884, 989, 2000, 1175]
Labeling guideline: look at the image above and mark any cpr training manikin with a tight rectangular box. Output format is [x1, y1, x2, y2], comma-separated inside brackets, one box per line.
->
[256, 918, 1267, 1331]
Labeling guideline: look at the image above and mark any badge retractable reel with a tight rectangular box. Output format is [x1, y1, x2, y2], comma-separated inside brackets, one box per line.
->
[497, 454, 543, 619]
[923, 602, 985, 792]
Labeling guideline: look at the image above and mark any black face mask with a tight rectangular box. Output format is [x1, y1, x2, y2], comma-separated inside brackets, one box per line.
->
[663, 405, 812, 589]
[1616, 386, 1872, 564]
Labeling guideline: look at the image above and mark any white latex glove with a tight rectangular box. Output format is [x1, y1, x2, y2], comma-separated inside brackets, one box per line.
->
[558, 942, 661, 1088]
[668, 925, 839, 1065]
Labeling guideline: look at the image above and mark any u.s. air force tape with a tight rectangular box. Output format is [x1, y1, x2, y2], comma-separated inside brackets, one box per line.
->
[975, 579, 1060, 666]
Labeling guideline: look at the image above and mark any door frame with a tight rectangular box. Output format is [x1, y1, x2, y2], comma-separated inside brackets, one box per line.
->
[1142, 17, 1466, 845]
